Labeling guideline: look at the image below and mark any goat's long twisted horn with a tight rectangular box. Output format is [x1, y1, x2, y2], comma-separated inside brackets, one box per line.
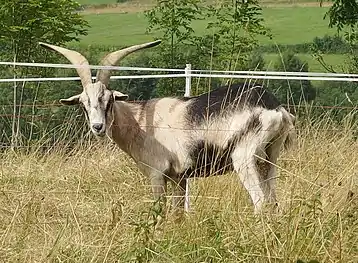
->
[39, 42, 92, 88]
[96, 40, 162, 87]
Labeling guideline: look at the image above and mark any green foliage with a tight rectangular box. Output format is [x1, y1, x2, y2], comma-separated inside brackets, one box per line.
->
[314, 80, 358, 112]
[145, 0, 202, 45]
[128, 199, 165, 262]
[269, 51, 316, 105]
[247, 50, 266, 71]
[0, 0, 89, 148]
[114, 51, 159, 100]
[0, 0, 89, 62]
[323, 0, 358, 42]
[145, 0, 203, 96]
[312, 34, 350, 53]
[144, 0, 272, 96]
[259, 34, 350, 54]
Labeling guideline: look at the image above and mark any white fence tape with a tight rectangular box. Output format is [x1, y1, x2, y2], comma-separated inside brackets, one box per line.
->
[1, 74, 358, 83]
[0, 61, 185, 72]
[0, 74, 186, 83]
[191, 69, 358, 78]
[1, 61, 358, 78]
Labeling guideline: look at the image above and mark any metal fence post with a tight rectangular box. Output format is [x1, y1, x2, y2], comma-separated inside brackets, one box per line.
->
[184, 64, 192, 213]
[184, 64, 192, 97]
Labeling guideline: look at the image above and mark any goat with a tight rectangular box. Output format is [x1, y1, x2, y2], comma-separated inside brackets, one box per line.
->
[39, 40, 296, 215]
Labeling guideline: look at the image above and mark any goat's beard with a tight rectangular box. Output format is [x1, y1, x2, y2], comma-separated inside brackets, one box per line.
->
[104, 109, 115, 142]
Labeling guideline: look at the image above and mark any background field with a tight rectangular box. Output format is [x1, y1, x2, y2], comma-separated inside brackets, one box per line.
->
[75, 4, 342, 72]
[79, 6, 334, 46]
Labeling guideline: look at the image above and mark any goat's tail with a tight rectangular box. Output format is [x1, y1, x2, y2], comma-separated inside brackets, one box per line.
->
[281, 108, 296, 151]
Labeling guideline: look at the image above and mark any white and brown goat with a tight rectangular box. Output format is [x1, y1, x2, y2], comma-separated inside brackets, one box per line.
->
[39, 40, 295, 214]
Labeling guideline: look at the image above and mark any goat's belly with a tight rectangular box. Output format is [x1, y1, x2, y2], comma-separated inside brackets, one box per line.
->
[184, 161, 234, 178]
[183, 140, 234, 178]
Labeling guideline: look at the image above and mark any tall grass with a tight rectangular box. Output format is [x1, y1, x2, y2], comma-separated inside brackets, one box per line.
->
[0, 108, 356, 262]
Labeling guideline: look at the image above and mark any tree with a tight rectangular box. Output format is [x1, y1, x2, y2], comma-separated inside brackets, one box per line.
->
[0, 0, 89, 148]
[144, 0, 271, 96]
[323, 0, 358, 42]
[204, 0, 271, 71]
[0, 0, 88, 64]
[145, 0, 203, 96]
[315, 0, 358, 111]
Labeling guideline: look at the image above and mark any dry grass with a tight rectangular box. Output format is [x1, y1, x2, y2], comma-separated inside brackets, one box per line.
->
[0, 116, 357, 262]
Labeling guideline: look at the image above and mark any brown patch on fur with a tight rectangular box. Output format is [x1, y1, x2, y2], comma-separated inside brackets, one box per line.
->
[169, 100, 181, 114]
[132, 100, 158, 135]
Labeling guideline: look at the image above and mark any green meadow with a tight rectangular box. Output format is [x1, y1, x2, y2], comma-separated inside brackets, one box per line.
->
[80, 6, 335, 46]
[75, 5, 343, 72]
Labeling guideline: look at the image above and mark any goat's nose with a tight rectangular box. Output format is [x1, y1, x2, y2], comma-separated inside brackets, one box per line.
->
[92, 123, 103, 132]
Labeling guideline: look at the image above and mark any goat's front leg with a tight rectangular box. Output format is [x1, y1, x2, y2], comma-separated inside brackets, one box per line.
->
[171, 175, 186, 210]
[150, 172, 167, 221]
[170, 175, 187, 222]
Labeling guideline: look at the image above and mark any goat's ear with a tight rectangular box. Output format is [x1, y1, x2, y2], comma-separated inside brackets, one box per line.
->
[113, 90, 128, 101]
[60, 94, 81, 105]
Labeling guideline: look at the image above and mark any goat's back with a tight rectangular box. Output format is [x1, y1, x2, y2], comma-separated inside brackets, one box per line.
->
[184, 83, 282, 124]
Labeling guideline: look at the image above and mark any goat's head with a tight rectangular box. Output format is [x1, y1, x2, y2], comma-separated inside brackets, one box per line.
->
[39, 40, 161, 137]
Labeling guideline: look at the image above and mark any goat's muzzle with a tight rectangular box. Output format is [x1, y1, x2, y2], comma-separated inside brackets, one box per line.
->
[92, 123, 106, 137]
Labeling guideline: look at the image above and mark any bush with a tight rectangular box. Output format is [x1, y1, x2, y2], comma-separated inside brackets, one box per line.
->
[312, 34, 350, 53]
[257, 43, 314, 54]
[257, 34, 351, 54]
[246, 50, 266, 71]
[268, 51, 316, 105]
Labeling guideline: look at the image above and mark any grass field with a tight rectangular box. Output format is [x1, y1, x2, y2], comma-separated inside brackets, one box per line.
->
[76, 5, 340, 72]
[79, 6, 334, 46]
[0, 118, 357, 262]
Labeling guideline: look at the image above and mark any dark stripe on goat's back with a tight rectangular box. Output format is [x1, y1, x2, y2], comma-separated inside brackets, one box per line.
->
[185, 82, 281, 124]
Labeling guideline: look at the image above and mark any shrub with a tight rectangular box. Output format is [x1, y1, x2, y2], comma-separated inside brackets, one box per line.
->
[312, 34, 350, 53]
[268, 51, 316, 105]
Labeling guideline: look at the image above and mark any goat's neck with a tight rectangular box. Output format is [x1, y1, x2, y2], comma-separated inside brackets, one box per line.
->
[107, 101, 145, 161]
[108, 100, 175, 174]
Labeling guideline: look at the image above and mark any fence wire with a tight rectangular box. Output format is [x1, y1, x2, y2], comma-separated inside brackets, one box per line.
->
[0, 103, 357, 110]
